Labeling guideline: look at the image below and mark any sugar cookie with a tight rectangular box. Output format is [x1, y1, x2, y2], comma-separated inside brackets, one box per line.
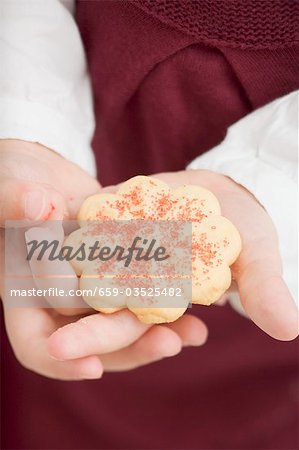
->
[65, 176, 241, 323]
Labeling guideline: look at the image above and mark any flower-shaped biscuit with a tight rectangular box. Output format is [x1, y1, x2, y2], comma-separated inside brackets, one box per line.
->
[65, 176, 242, 323]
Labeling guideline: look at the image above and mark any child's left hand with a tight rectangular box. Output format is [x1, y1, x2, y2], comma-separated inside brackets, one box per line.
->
[149, 170, 298, 341]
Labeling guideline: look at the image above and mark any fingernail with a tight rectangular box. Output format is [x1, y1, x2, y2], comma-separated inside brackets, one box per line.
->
[49, 354, 65, 361]
[81, 372, 103, 380]
[80, 367, 103, 379]
[183, 335, 208, 347]
[183, 341, 204, 348]
[163, 343, 182, 357]
[24, 191, 47, 220]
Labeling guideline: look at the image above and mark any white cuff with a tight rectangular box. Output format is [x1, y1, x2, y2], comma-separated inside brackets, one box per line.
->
[0, 97, 96, 177]
[0, 0, 96, 176]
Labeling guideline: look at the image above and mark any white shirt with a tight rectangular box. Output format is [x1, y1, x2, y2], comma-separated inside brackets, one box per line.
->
[0, 0, 297, 308]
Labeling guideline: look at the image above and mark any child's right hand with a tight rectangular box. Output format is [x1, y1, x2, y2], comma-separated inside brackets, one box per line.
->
[0, 139, 207, 380]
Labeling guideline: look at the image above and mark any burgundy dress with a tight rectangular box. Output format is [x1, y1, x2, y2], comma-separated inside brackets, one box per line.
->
[1, 1, 299, 449]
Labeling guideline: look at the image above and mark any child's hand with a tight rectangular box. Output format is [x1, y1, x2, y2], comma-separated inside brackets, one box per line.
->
[0, 139, 101, 222]
[150, 170, 298, 341]
[0, 141, 207, 380]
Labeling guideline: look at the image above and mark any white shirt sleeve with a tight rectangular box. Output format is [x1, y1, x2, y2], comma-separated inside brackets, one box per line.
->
[0, 0, 96, 176]
[188, 91, 298, 311]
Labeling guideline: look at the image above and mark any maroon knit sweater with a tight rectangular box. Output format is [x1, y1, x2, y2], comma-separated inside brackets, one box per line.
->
[78, 0, 298, 186]
[1, 2, 298, 449]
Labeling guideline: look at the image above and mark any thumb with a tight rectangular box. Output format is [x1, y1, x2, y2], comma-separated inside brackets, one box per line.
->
[0, 179, 66, 227]
[237, 236, 298, 341]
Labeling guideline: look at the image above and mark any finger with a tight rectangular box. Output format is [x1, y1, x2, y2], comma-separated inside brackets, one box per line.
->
[101, 325, 182, 371]
[165, 313, 208, 346]
[47, 310, 151, 360]
[4, 307, 103, 380]
[151, 171, 191, 188]
[25, 225, 90, 315]
[214, 294, 228, 306]
[99, 185, 119, 194]
[0, 179, 66, 226]
[237, 236, 299, 341]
